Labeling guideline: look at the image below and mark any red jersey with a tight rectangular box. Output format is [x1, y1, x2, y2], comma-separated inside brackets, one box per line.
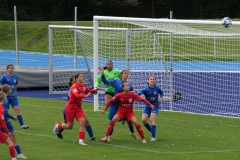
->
[68, 83, 95, 105]
[0, 104, 9, 134]
[105, 91, 152, 113]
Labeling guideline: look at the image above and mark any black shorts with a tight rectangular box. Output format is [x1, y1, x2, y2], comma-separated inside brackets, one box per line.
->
[105, 91, 114, 97]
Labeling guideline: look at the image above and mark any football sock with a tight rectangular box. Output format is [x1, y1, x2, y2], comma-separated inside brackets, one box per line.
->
[151, 125, 156, 138]
[109, 129, 113, 136]
[9, 146, 16, 158]
[79, 131, 85, 139]
[129, 126, 134, 134]
[17, 115, 24, 126]
[144, 123, 151, 132]
[86, 125, 94, 138]
[136, 124, 145, 139]
[57, 129, 64, 134]
[106, 121, 115, 137]
[57, 124, 63, 130]
[14, 145, 22, 154]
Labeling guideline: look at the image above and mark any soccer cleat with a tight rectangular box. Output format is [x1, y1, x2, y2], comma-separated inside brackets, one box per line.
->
[17, 154, 27, 159]
[21, 125, 29, 129]
[57, 133, 63, 139]
[142, 139, 147, 143]
[107, 136, 112, 141]
[79, 142, 87, 145]
[121, 119, 126, 124]
[129, 132, 139, 140]
[53, 124, 58, 134]
[90, 137, 96, 142]
[101, 138, 108, 143]
[150, 137, 156, 141]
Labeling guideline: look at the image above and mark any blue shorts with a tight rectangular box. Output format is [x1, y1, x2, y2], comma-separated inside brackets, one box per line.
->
[142, 106, 159, 117]
[1, 120, 14, 133]
[8, 96, 19, 108]
[108, 105, 118, 121]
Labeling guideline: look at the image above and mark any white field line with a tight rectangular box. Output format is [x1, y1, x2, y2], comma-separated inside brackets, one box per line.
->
[15, 131, 240, 155]
[21, 103, 240, 128]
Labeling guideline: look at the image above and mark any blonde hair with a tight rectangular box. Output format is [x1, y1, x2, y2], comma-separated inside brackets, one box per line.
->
[0, 91, 6, 102]
[1, 84, 11, 94]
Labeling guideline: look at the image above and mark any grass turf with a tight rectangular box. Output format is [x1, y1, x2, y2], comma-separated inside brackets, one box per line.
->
[0, 96, 239, 160]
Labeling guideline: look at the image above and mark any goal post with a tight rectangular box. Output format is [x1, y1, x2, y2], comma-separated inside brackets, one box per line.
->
[93, 16, 240, 118]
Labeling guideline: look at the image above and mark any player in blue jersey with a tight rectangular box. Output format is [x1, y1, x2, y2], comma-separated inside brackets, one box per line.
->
[137, 75, 164, 141]
[98, 67, 138, 141]
[1, 84, 27, 159]
[0, 64, 29, 129]
[55, 75, 97, 142]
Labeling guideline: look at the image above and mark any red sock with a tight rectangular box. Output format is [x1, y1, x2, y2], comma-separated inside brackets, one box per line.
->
[8, 146, 16, 158]
[58, 124, 63, 129]
[136, 124, 145, 139]
[79, 131, 85, 139]
[106, 121, 115, 137]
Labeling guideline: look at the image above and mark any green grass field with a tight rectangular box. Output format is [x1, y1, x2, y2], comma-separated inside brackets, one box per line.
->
[0, 96, 239, 160]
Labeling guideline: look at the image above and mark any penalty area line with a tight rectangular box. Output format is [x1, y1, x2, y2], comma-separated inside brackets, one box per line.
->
[15, 131, 239, 155]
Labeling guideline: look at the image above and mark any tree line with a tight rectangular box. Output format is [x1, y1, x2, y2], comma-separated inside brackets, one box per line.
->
[0, 0, 239, 21]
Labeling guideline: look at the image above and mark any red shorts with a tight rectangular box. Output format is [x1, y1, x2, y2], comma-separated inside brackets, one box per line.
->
[65, 103, 86, 123]
[117, 111, 135, 122]
[0, 131, 8, 144]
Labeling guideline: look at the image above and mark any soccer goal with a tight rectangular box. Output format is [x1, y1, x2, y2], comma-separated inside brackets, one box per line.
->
[93, 16, 240, 118]
[49, 24, 171, 111]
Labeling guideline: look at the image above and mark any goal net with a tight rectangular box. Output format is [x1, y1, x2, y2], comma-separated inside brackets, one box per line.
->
[49, 25, 171, 111]
[93, 16, 240, 118]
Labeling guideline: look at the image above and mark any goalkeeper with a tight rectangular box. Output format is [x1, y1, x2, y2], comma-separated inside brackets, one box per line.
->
[94, 60, 121, 119]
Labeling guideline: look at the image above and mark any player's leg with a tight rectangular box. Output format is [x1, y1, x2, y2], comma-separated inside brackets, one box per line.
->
[53, 105, 74, 133]
[127, 120, 138, 140]
[142, 107, 151, 132]
[77, 117, 87, 145]
[1, 132, 17, 160]
[85, 117, 96, 142]
[56, 106, 66, 139]
[6, 121, 27, 158]
[107, 106, 117, 141]
[101, 114, 120, 142]
[11, 97, 29, 129]
[130, 115, 146, 143]
[149, 107, 159, 141]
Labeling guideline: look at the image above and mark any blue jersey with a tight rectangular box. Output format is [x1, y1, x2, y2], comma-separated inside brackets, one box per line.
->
[137, 85, 164, 108]
[2, 98, 14, 122]
[102, 75, 133, 96]
[102, 74, 134, 120]
[0, 73, 18, 97]
[102, 74, 133, 108]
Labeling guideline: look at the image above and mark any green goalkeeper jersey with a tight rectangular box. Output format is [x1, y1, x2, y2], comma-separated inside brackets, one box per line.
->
[94, 68, 121, 93]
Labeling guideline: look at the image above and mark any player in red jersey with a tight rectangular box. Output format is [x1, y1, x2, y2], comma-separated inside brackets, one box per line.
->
[100, 82, 154, 143]
[53, 73, 99, 145]
[0, 91, 17, 160]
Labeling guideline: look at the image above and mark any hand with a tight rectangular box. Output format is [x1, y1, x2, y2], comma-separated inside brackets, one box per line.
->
[102, 110, 106, 114]
[98, 67, 104, 74]
[150, 105, 155, 109]
[13, 116, 18, 121]
[158, 97, 163, 102]
[85, 92, 92, 98]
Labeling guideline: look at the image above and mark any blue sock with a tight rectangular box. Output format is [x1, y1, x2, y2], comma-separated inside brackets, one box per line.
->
[17, 115, 24, 126]
[57, 129, 64, 134]
[15, 145, 22, 154]
[151, 125, 156, 138]
[145, 123, 151, 132]
[129, 126, 134, 134]
[86, 125, 94, 138]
